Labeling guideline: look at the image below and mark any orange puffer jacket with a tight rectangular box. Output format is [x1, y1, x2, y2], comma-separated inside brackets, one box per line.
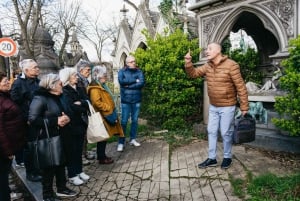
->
[185, 56, 249, 111]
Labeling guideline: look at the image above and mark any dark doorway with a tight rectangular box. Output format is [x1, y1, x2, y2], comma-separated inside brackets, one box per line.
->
[231, 11, 279, 65]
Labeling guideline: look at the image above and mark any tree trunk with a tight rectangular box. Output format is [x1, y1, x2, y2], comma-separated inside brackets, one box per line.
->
[58, 29, 70, 67]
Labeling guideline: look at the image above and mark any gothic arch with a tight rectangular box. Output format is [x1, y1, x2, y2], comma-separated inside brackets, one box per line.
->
[114, 44, 130, 67]
[208, 6, 289, 62]
[131, 36, 147, 51]
[120, 52, 128, 68]
[137, 42, 147, 50]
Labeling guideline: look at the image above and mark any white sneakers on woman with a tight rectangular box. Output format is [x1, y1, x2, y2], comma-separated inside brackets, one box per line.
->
[79, 172, 90, 181]
[69, 172, 90, 186]
[117, 144, 124, 152]
[69, 176, 83, 186]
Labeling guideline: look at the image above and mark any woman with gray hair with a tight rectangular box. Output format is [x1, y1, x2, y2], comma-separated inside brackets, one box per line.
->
[87, 65, 124, 164]
[59, 68, 90, 186]
[75, 60, 94, 163]
[28, 73, 78, 200]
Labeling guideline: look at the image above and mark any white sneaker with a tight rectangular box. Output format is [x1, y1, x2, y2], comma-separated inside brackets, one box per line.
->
[10, 192, 22, 200]
[129, 139, 141, 147]
[69, 176, 84, 186]
[82, 158, 90, 166]
[79, 172, 90, 181]
[15, 162, 25, 168]
[117, 144, 124, 152]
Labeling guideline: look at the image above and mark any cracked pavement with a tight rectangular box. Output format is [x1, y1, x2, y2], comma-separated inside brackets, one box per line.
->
[14, 138, 300, 200]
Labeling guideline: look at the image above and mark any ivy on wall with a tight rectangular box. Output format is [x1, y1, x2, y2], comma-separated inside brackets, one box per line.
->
[158, 0, 182, 32]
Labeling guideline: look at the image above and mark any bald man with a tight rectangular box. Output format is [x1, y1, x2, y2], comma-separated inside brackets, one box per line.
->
[184, 42, 249, 169]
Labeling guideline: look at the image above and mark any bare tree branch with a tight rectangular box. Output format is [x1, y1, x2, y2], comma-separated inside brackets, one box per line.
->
[78, 6, 118, 62]
[124, 0, 138, 11]
[12, 0, 35, 57]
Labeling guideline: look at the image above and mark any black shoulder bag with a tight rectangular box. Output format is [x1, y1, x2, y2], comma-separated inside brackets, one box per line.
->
[28, 119, 65, 169]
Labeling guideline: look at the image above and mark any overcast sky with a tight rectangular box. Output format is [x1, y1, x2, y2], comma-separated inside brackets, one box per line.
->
[80, 0, 162, 62]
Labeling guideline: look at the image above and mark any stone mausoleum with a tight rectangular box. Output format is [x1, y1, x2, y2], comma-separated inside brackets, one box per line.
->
[113, 0, 300, 152]
[189, 0, 299, 131]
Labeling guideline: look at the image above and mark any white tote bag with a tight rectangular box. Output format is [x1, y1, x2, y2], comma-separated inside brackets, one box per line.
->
[86, 101, 110, 143]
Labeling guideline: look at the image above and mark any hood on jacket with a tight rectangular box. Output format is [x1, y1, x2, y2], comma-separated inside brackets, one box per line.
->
[87, 81, 105, 94]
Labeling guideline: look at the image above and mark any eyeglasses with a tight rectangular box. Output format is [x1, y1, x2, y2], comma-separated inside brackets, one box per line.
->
[128, 60, 136, 63]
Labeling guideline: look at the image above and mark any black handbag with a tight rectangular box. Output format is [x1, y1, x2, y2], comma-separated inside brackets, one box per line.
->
[28, 119, 65, 169]
[232, 114, 256, 144]
[104, 109, 118, 126]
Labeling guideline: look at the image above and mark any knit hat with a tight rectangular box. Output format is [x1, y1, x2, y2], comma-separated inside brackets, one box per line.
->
[59, 67, 76, 86]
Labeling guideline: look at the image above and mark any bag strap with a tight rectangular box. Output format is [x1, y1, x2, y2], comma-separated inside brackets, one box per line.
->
[241, 113, 254, 120]
[43, 119, 50, 139]
[86, 100, 96, 114]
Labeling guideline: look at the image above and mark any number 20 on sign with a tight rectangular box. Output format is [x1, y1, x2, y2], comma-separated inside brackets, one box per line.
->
[0, 38, 18, 57]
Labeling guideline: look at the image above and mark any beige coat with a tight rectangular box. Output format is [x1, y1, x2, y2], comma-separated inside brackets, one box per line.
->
[87, 82, 124, 137]
[185, 56, 249, 111]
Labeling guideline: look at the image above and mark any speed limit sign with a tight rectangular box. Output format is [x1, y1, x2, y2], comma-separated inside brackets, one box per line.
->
[0, 37, 18, 57]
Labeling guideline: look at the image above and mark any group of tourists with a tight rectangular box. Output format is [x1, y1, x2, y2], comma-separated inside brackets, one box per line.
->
[0, 42, 249, 201]
[0, 55, 145, 201]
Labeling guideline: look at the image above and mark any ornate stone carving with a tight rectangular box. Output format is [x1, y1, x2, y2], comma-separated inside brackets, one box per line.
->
[18, 26, 59, 75]
[202, 13, 224, 47]
[263, 0, 294, 37]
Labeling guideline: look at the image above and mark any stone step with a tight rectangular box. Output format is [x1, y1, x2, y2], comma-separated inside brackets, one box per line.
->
[12, 160, 42, 201]
[246, 128, 300, 154]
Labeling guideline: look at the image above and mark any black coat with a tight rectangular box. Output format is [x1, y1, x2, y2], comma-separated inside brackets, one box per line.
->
[10, 76, 40, 121]
[61, 85, 88, 135]
[76, 73, 89, 100]
[28, 88, 67, 140]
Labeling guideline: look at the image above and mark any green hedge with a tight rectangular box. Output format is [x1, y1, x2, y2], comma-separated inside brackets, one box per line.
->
[134, 29, 203, 130]
[272, 36, 300, 136]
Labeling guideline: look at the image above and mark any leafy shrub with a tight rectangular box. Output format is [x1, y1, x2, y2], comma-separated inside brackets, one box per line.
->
[272, 36, 300, 136]
[134, 29, 203, 130]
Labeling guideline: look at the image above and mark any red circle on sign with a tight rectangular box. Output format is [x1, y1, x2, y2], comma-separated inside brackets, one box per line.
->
[0, 37, 18, 57]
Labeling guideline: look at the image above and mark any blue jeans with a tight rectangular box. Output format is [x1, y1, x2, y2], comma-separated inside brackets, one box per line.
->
[207, 104, 236, 159]
[118, 103, 141, 145]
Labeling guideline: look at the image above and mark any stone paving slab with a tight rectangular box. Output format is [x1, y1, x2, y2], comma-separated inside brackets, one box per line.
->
[14, 138, 300, 201]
